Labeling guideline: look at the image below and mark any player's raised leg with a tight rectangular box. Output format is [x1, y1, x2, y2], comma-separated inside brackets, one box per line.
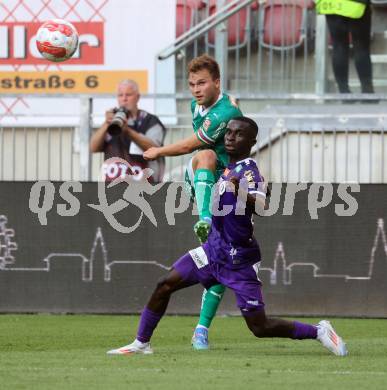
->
[191, 150, 217, 244]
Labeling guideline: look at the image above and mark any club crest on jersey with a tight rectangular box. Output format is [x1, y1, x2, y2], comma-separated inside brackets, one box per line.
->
[203, 118, 211, 130]
[244, 170, 255, 183]
[229, 247, 238, 259]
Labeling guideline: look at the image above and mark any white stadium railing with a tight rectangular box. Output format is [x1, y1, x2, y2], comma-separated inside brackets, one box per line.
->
[2, 1, 387, 183]
[1, 94, 386, 183]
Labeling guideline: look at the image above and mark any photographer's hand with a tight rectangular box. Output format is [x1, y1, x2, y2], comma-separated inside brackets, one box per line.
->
[90, 108, 115, 152]
[105, 109, 115, 125]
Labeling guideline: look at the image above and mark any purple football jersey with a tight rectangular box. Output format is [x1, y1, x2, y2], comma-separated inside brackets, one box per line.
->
[204, 158, 267, 269]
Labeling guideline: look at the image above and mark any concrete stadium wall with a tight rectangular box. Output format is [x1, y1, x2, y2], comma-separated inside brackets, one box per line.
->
[0, 181, 386, 317]
[258, 131, 387, 183]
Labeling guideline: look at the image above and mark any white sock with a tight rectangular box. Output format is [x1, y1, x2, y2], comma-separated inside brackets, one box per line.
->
[134, 338, 149, 346]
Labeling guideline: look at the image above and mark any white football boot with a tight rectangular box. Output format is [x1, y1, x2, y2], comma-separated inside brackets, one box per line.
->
[107, 339, 153, 355]
[317, 320, 348, 356]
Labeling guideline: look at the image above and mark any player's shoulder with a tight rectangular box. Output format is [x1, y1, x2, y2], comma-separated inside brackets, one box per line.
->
[236, 157, 258, 170]
[223, 93, 240, 108]
[205, 98, 234, 123]
[218, 93, 242, 114]
[204, 108, 224, 126]
[234, 158, 261, 179]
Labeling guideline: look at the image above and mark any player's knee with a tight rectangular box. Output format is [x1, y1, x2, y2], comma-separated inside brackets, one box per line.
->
[193, 149, 217, 168]
[209, 284, 226, 296]
[154, 276, 176, 298]
[245, 316, 268, 338]
[250, 324, 267, 338]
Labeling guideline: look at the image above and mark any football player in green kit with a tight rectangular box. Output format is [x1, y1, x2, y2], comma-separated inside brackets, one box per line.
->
[143, 54, 242, 350]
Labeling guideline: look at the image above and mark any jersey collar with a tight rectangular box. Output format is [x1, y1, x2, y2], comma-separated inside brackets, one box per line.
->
[235, 157, 256, 166]
[198, 93, 223, 117]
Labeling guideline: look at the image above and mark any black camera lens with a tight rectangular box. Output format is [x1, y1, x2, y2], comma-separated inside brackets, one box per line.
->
[107, 107, 129, 136]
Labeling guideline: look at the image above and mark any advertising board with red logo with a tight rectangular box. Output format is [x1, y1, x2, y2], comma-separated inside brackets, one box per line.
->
[0, 0, 176, 125]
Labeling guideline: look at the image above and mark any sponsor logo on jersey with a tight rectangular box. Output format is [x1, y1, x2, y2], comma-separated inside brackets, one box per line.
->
[212, 121, 226, 139]
[247, 300, 259, 306]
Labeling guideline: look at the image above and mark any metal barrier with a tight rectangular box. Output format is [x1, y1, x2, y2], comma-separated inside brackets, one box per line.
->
[1, 96, 387, 183]
[1, 2, 387, 182]
[171, 0, 387, 95]
[0, 126, 75, 181]
[172, 0, 316, 95]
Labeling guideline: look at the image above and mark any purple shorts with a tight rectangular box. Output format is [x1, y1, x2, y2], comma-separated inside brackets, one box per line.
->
[173, 245, 265, 315]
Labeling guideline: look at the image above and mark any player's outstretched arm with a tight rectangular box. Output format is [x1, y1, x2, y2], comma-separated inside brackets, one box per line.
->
[143, 133, 203, 160]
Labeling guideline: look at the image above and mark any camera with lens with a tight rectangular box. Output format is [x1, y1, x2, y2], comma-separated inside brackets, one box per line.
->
[107, 107, 130, 136]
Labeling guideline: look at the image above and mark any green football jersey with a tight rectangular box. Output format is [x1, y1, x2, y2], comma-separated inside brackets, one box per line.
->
[191, 93, 242, 168]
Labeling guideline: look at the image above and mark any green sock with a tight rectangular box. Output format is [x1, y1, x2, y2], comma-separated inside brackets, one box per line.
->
[193, 168, 215, 221]
[197, 284, 226, 328]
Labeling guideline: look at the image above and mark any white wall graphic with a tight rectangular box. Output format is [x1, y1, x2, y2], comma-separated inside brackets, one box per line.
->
[1, 216, 386, 286]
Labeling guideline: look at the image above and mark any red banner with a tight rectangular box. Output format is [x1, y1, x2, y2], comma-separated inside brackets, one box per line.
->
[0, 22, 104, 65]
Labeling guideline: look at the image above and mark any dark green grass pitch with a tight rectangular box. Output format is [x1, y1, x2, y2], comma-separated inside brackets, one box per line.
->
[0, 315, 386, 390]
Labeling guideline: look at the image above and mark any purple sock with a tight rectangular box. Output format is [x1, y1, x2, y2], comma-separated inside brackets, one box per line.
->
[136, 307, 164, 343]
[292, 321, 318, 340]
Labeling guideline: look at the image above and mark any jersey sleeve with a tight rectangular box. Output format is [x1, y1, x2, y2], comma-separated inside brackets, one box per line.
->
[196, 113, 226, 146]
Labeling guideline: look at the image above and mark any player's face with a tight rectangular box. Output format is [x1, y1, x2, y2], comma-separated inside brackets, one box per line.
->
[117, 84, 140, 113]
[188, 69, 220, 108]
[224, 120, 255, 159]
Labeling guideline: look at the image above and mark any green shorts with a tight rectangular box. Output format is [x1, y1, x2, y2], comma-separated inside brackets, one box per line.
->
[184, 157, 225, 201]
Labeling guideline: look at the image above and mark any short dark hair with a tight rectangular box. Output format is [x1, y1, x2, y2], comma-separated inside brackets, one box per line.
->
[187, 54, 220, 81]
[230, 116, 259, 138]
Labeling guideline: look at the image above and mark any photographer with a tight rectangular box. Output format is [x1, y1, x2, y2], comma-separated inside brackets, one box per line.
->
[90, 79, 166, 182]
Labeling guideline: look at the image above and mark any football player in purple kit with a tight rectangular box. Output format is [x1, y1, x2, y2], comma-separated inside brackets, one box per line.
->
[107, 117, 348, 357]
